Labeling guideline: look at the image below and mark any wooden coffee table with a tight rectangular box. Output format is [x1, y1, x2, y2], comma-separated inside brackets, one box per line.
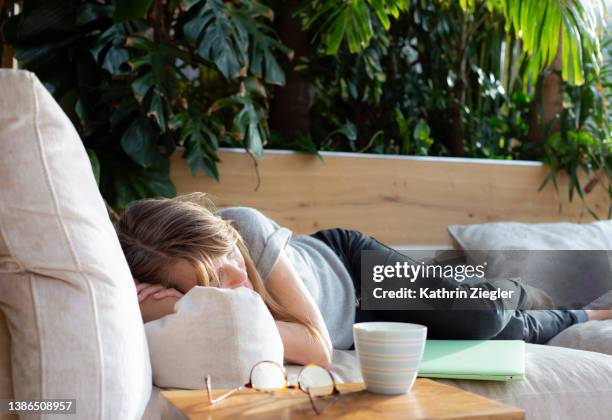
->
[161, 378, 524, 419]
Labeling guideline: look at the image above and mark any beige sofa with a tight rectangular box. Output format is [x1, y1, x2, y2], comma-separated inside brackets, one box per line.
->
[0, 70, 151, 420]
[2, 69, 612, 420]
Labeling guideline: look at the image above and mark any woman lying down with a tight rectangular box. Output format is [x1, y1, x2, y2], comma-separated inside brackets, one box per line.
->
[116, 193, 612, 368]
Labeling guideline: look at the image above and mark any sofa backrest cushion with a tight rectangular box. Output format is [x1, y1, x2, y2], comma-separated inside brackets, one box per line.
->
[0, 69, 151, 419]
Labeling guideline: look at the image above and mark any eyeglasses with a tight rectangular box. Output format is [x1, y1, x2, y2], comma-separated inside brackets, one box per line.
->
[204, 360, 340, 415]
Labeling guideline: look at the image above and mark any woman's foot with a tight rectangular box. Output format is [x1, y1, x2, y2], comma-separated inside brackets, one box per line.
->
[585, 309, 612, 321]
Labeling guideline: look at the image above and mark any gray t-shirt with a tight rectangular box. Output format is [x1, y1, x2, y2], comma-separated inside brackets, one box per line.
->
[216, 207, 356, 349]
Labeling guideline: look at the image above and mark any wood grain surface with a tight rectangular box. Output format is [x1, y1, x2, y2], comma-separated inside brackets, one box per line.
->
[170, 149, 609, 245]
[161, 379, 525, 419]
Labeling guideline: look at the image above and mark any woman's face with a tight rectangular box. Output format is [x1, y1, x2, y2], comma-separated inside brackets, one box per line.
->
[168, 242, 253, 293]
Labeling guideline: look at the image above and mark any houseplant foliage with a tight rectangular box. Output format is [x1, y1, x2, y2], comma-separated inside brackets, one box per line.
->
[285, 0, 609, 215]
[292, 0, 604, 150]
[1, 0, 608, 213]
[1, 0, 415, 208]
[538, 35, 612, 218]
[2, 0, 292, 208]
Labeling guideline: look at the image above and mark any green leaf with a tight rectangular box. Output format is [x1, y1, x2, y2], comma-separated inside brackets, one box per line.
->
[132, 72, 154, 102]
[323, 120, 358, 149]
[75, 97, 87, 129]
[86, 148, 101, 185]
[538, 170, 554, 192]
[325, 7, 350, 55]
[103, 154, 175, 209]
[176, 109, 222, 179]
[305, 0, 407, 55]
[183, 130, 221, 180]
[110, 100, 139, 130]
[182, 14, 207, 44]
[497, 0, 603, 86]
[90, 24, 124, 63]
[183, 0, 248, 80]
[367, 0, 391, 30]
[247, 119, 264, 158]
[102, 46, 129, 75]
[120, 117, 160, 168]
[77, 3, 114, 25]
[113, 0, 153, 23]
[186, 150, 220, 180]
[128, 55, 152, 71]
[585, 205, 600, 220]
[413, 119, 431, 141]
[181, 0, 201, 10]
[125, 35, 154, 51]
[89, 24, 130, 75]
[231, 4, 290, 86]
[262, 50, 285, 85]
[338, 121, 358, 141]
[395, 108, 410, 153]
[147, 91, 167, 132]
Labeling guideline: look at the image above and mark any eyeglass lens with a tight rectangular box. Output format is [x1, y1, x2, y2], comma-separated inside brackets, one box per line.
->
[297, 365, 335, 397]
[250, 361, 287, 391]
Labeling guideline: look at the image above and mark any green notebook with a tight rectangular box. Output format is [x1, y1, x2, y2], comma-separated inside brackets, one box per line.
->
[417, 340, 525, 381]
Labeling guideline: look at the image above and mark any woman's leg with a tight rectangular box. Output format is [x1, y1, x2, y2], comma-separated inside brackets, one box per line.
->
[491, 309, 588, 343]
[311, 228, 587, 343]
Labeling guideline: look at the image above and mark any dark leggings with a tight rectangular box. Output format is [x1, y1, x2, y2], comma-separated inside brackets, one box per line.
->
[311, 228, 588, 344]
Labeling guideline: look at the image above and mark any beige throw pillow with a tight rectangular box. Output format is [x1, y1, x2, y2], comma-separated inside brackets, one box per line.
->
[448, 220, 612, 352]
[447, 221, 612, 297]
[145, 286, 284, 390]
[0, 69, 151, 419]
[448, 220, 612, 251]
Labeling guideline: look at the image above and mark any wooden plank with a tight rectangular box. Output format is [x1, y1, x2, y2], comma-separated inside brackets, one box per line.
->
[170, 149, 609, 245]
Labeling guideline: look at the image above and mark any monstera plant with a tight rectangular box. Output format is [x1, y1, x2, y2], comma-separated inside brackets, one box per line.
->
[0, 0, 411, 208]
[2, 0, 292, 208]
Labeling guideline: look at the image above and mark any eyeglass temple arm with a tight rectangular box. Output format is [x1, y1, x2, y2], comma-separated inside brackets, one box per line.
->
[307, 390, 322, 415]
[305, 377, 341, 416]
[205, 375, 245, 404]
[307, 387, 341, 416]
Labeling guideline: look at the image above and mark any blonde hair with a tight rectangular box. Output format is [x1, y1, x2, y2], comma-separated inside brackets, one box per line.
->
[116, 192, 321, 341]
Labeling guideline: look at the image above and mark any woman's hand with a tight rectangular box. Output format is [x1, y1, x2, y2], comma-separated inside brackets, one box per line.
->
[134, 281, 184, 323]
[135, 281, 184, 303]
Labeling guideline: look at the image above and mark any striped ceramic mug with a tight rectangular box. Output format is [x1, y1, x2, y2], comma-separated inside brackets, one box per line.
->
[353, 322, 427, 395]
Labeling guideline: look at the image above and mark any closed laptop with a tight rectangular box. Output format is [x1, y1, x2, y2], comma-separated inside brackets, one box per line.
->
[418, 340, 525, 381]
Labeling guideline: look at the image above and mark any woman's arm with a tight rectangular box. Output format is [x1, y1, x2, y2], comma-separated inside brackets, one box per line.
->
[139, 296, 181, 323]
[135, 282, 184, 323]
[266, 251, 334, 368]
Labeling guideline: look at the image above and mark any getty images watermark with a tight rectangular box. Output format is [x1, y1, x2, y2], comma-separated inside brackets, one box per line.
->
[370, 259, 510, 300]
[360, 250, 612, 311]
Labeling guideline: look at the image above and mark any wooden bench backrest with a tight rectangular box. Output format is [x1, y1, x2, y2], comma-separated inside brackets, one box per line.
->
[170, 149, 608, 245]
